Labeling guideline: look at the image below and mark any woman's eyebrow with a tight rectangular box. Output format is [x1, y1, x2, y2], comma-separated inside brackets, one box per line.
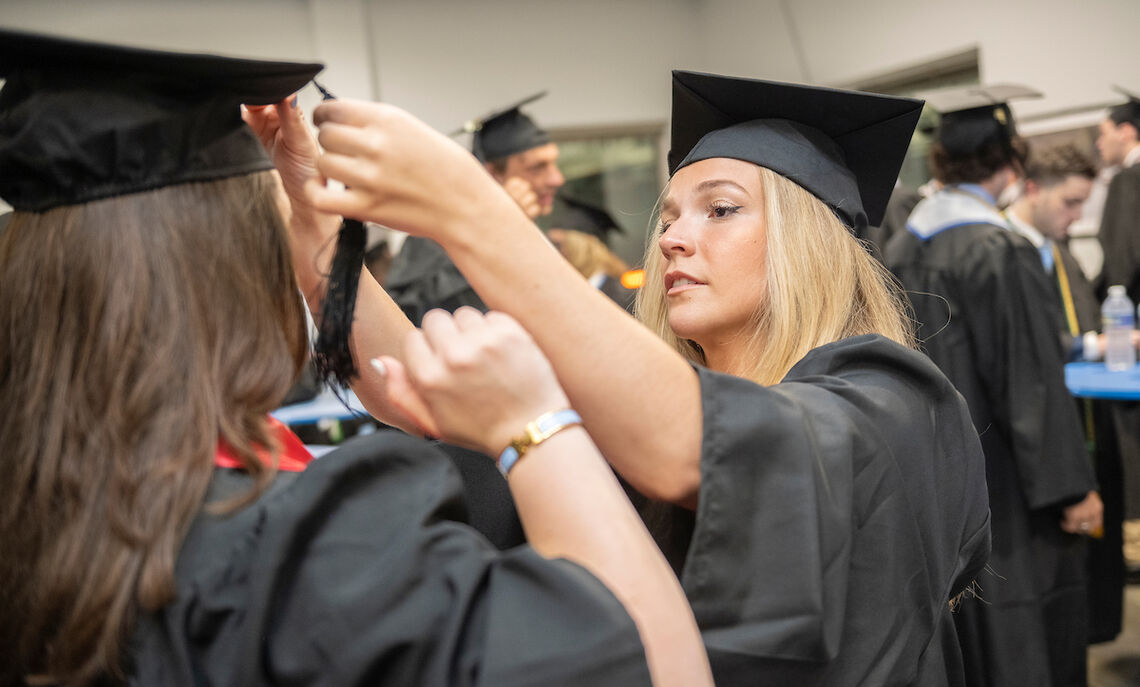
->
[694, 179, 750, 196]
[662, 178, 752, 214]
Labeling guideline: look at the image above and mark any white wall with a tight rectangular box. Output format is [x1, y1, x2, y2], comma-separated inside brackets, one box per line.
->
[363, 0, 819, 133]
[0, 0, 379, 113]
[360, 0, 1139, 139]
[364, 0, 698, 133]
[2, 0, 316, 60]
[785, 0, 1138, 125]
[5, 0, 1135, 134]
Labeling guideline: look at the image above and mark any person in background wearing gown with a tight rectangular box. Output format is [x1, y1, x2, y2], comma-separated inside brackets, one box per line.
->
[548, 227, 637, 312]
[0, 30, 713, 687]
[886, 86, 1101, 687]
[1095, 87, 1140, 302]
[385, 93, 565, 324]
[1094, 88, 1140, 577]
[294, 70, 992, 686]
[1005, 143, 1127, 644]
[1005, 144, 1101, 360]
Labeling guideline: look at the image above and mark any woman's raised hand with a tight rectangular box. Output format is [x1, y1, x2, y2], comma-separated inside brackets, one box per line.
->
[304, 99, 524, 243]
[242, 97, 324, 218]
[375, 307, 571, 457]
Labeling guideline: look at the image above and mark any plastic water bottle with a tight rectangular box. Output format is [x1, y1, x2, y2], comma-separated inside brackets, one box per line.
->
[1102, 285, 1135, 371]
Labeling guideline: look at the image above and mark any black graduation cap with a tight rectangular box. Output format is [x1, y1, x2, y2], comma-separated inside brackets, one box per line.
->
[458, 92, 551, 163]
[669, 70, 923, 230]
[544, 194, 623, 241]
[1109, 85, 1140, 128]
[0, 29, 374, 389]
[0, 27, 323, 211]
[921, 83, 1041, 160]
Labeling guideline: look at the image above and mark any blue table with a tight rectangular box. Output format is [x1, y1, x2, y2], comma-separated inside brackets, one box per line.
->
[1065, 362, 1140, 400]
[272, 388, 375, 458]
[271, 388, 370, 425]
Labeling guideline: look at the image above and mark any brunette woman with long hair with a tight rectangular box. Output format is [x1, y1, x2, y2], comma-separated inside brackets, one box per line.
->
[291, 71, 993, 686]
[0, 30, 710, 687]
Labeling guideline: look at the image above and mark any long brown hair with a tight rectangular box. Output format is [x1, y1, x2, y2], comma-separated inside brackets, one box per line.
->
[636, 165, 914, 385]
[0, 171, 307, 685]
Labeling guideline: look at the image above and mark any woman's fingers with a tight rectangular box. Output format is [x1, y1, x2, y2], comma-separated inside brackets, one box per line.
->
[420, 309, 463, 354]
[241, 103, 280, 150]
[276, 95, 311, 145]
[372, 356, 440, 438]
[303, 178, 376, 218]
[313, 99, 385, 128]
[304, 97, 510, 239]
[315, 120, 383, 157]
[402, 326, 446, 386]
[314, 150, 382, 191]
[452, 306, 485, 332]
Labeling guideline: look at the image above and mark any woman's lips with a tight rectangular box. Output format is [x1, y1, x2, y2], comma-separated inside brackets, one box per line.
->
[665, 272, 705, 295]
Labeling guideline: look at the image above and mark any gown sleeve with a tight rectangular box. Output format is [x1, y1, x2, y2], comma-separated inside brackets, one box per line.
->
[682, 366, 857, 666]
[140, 433, 650, 687]
[659, 338, 991, 687]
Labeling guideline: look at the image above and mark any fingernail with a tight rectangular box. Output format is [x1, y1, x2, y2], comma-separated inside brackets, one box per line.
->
[291, 95, 299, 109]
[370, 358, 387, 377]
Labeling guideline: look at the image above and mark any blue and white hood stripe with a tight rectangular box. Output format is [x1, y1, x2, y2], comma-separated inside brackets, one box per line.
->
[907, 188, 1007, 240]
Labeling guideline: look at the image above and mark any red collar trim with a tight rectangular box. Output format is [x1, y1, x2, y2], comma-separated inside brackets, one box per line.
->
[214, 416, 313, 472]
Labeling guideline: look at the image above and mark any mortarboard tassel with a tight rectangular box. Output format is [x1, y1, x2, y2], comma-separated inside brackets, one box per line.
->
[312, 216, 366, 388]
[310, 80, 367, 388]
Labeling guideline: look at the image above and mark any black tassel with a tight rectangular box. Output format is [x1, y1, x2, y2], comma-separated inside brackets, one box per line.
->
[312, 217, 366, 388]
[308, 79, 367, 390]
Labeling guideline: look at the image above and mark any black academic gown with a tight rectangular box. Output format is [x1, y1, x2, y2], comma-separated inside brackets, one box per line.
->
[886, 219, 1097, 687]
[639, 335, 991, 687]
[125, 432, 651, 686]
[1048, 241, 1128, 644]
[1097, 164, 1140, 303]
[1096, 164, 1140, 523]
[385, 237, 487, 326]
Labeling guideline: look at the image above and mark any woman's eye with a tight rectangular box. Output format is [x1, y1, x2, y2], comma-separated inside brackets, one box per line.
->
[710, 204, 742, 219]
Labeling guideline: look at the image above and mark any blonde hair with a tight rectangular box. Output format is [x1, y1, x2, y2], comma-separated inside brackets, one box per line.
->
[549, 228, 629, 279]
[636, 165, 914, 386]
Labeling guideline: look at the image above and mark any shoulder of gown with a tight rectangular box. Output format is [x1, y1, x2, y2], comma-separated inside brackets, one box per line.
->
[680, 335, 989, 684]
[128, 432, 651, 687]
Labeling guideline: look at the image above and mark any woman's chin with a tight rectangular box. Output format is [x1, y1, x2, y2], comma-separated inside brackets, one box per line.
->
[667, 315, 709, 345]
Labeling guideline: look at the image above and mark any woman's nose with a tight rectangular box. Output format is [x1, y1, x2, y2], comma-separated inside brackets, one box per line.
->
[658, 220, 694, 256]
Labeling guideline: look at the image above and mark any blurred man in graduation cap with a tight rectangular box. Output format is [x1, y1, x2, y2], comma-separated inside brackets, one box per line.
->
[386, 93, 565, 325]
[1096, 87, 1140, 302]
[885, 85, 1101, 687]
[1006, 144, 1133, 645]
[1094, 86, 1140, 590]
[1005, 144, 1101, 360]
